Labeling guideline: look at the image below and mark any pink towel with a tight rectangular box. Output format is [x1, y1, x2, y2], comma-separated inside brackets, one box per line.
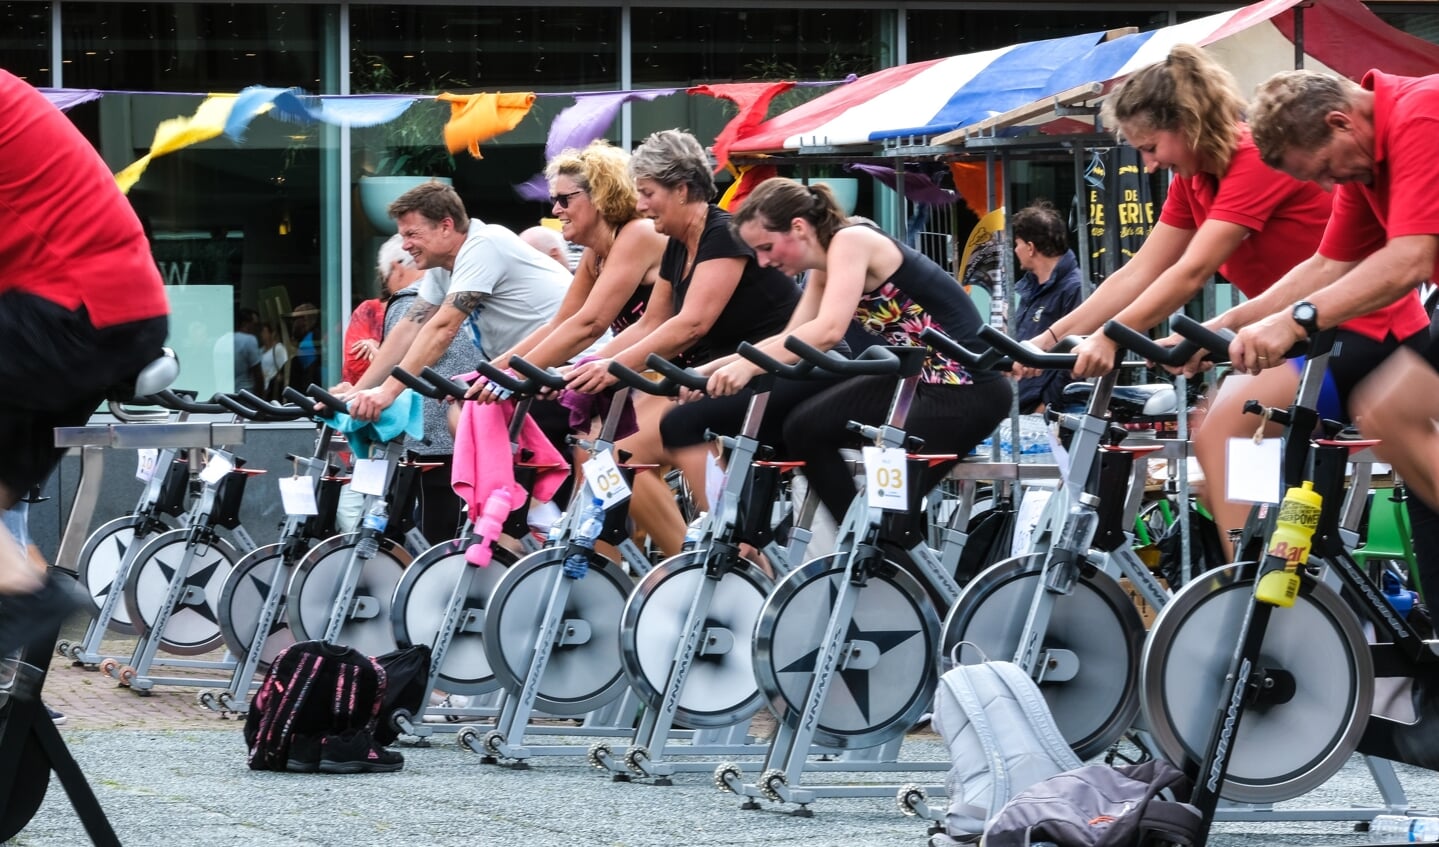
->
[451, 399, 570, 522]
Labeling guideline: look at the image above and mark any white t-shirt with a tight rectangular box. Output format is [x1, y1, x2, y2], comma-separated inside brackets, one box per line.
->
[417, 222, 568, 360]
[260, 343, 289, 388]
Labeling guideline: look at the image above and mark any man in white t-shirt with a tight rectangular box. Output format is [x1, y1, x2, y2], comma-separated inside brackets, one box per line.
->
[343, 181, 568, 421]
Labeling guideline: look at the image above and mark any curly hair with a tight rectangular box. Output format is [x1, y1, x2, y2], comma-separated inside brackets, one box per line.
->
[1249, 71, 1361, 169]
[387, 180, 469, 230]
[1011, 200, 1069, 258]
[1103, 44, 1245, 173]
[629, 129, 716, 204]
[730, 178, 849, 249]
[545, 140, 640, 231]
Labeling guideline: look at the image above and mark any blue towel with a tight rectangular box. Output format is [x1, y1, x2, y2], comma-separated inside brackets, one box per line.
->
[320, 389, 425, 457]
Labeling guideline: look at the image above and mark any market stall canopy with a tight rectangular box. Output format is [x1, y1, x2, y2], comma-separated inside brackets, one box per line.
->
[730, 0, 1439, 155]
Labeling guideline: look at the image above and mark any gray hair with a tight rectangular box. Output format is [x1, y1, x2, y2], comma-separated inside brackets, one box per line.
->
[629, 129, 716, 203]
[1250, 70, 1363, 169]
[376, 233, 415, 287]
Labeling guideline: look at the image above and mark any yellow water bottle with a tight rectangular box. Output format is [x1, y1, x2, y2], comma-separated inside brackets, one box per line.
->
[1255, 481, 1323, 607]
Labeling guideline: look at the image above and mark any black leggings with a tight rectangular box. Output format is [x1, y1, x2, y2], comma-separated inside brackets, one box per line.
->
[782, 375, 1013, 521]
[658, 374, 844, 455]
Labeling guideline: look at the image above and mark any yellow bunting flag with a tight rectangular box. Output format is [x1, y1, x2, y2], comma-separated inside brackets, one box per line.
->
[115, 94, 236, 194]
[437, 92, 535, 159]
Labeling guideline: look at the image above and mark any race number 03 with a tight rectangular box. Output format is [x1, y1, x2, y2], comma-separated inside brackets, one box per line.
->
[863, 446, 908, 512]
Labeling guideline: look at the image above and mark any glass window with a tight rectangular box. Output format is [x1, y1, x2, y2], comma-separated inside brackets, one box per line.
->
[1373, 10, 1439, 46]
[1, 2, 51, 85]
[906, 8, 1207, 62]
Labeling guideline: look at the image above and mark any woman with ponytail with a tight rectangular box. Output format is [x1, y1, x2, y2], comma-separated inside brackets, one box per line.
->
[702, 177, 1012, 524]
[1020, 43, 1426, 557]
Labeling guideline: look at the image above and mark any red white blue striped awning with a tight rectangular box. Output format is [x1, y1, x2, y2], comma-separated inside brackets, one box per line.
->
[731, 0, 1439, 153]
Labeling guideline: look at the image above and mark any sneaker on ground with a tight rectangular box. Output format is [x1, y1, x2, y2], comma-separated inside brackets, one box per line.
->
[286, 733, 321, 773]
[46, 705, 66, 725]
[319, 730, 404, 774]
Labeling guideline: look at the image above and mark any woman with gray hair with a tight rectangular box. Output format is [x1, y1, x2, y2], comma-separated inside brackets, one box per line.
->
[564, 129, 801, 553]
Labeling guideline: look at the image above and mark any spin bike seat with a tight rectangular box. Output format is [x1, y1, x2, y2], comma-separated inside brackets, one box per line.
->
[109, 346, 181, 399]
[1053, 382, 1178, 432]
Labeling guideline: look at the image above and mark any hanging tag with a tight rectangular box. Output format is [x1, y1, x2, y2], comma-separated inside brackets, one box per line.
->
[863, 446, 908, 511]
[135, 448, 159, 483]
[278, 476, 319, 516]
[350, 458, 389, 496]
[1226, 437, 1283, 504]
[582, 448, 631, 508]
[199, 452, 233, 485]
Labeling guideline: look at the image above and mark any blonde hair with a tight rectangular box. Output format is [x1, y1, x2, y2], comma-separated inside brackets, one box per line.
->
[1104, 44, 1245, 173]
[1250, 70, 1362, 169]
[545, 140, 641, 231]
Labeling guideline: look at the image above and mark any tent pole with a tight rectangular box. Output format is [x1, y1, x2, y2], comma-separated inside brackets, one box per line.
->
[1073, 142, 1093, 297]
[1294, 4, 1305, 70]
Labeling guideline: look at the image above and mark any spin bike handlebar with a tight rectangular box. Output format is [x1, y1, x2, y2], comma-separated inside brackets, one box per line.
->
[235, 390, 311, 421]
[281, 384, 350, 417]
[390, 367, 466, 400]
[919, 326, 1014, 372]
[604, 358, 683, 397]
[783, 336, 903, 376]
[148, 389, 228, 415]
[1101, 320, 1207, 367]
[212, 392, 307, 422]
[735, 341, 816, 380]
[1167, 314, 1238, 362]
[977, 324, 1078, 371]
[645, 354, 709, 392]
[506, 356, 569, 392]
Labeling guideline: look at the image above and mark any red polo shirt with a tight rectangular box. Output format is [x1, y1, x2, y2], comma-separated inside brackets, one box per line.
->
[0, 70, 168, 328]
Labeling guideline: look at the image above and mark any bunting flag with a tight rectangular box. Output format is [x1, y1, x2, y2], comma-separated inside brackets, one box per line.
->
[438, 91, 536, 159]
[690, 82, 796, 174]
[39, 88, 102, 111]
[846, 163, 957, 206]
[115, 94, 236, 194]
[717, 163, 777, 213]
[223, 85, 418, 141]
[514, 88, 679, 202]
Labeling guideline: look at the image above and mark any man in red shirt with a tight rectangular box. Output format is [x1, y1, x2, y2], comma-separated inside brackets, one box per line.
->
[1235, 68, 1439, 543]
[0, 70, 170, 665]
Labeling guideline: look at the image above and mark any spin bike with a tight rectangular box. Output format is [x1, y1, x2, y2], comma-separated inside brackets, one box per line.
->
[1136, 317, 1439, 840]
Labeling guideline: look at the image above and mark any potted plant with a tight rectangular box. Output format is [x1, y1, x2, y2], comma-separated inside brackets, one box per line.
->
[352, 55, 462, 231]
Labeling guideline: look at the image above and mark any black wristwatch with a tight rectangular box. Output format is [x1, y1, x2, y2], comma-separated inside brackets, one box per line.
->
[1291, 301, 1320, 337]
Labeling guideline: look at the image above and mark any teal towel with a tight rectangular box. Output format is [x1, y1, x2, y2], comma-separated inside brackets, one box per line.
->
[321, 389, 425, 457]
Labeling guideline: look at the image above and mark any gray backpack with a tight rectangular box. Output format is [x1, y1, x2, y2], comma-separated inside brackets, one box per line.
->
[930, 659, 1084, 844]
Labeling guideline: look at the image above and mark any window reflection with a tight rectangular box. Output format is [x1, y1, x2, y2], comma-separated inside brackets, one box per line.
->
[0, 2, 52, 85]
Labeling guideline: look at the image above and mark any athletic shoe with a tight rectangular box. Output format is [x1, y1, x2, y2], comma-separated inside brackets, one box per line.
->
[285, 733, 321, 773]
[319, 730, 404, 774]
[45, 705, 66, 726]
[0, 570, 82, 657]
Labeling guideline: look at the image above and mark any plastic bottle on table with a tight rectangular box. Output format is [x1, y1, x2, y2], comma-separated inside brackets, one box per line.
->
[563, 497, 606, 579]
[355, 499, 389, 559]
[1369, 814, 1439, 842]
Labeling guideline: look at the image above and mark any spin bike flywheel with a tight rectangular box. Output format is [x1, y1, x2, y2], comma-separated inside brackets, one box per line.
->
[391, 541, 518, 695]
[77, 516, 168, 634]
[620, 549, 774, 729]
[123, 528, 238, 655]
[217, 543, 297, 673]
[1141, 561, 1372, 804]
[483, 547, 634, 716]
[286, 533, 409, 659]
[942, 552, 1144, 760]
[753, 552, 940, 750]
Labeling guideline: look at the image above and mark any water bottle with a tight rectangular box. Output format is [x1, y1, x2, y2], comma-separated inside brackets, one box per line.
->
[1382, 570, 1419, 618]
[682, 512, 708, 551]
[563, 498, 605, 579]
[355, 499, 389, 559]
[546, 514, 567, 546]
[466, 489, 512, 568]
[1255, 481, 1323, 608]
[1369, 814, 1439, 842]
[1046, 492, 1101, 592]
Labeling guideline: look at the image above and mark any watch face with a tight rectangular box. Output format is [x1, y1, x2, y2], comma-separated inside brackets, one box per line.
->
[1293, 302, 1318, 333]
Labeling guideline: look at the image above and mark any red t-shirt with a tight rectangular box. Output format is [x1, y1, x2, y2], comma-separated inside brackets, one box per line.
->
[1319, 71, 1439, 341]
[0, 71, 168, 328]
[1160, 127, 1423, 342]
[341, 298, 388, 385]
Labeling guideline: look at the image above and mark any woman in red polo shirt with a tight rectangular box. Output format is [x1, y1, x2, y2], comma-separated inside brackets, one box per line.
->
[1021, 44, 1428, 558]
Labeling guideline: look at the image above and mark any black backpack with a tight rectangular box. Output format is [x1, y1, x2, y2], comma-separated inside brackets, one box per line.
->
[982, 759, 1202, 847]
[243, 640, 387, 772]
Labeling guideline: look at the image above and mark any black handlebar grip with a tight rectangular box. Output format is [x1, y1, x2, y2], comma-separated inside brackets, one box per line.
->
[415, 367, 472, 400]
[507, 356, 568, 391]
[643, 354, 710, 392]
[783, 336, 901, 375]
[919, 326, 1014, 371]
[976, 325, 1078, 370]
[305, 384, 351, 416]
[608, 359, 680, 397]
[391, 367, 446, 399]
[1102, 321, 1203, 367]
[735, 342, 814, 379]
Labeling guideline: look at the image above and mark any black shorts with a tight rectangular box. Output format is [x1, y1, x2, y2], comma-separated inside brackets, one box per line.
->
[0, 290, 168, 496]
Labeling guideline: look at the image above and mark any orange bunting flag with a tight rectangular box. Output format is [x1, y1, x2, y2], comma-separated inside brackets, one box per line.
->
[437, 91, 536, 159]
[718, 163, 777, 213]
[690, 82, 795, 174]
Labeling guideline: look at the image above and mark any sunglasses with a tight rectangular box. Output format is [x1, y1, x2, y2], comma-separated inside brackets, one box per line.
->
[549, 189, 586, 209]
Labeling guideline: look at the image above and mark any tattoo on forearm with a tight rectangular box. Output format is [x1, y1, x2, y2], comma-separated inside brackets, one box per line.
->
[449, 291, 485, 315]
[407, 301, 438, 324]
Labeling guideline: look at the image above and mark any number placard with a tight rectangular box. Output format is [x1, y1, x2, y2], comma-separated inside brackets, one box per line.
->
[863, 446, 908, 511]
[582, 449, 632, 508]
[278, 475, 319, 516]
[350, 458, 389, 497]
[1226, 437, 1282, 505]
[135, 448, 159, 483]
[199, 452, 233, 485]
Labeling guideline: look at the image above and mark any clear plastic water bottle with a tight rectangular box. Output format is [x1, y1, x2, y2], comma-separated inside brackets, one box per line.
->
[1046, 492, 1101, 591]
[682, 512, 708, 551]
[545, 513, 567, 547]
[355, 499, 389, 559]
[1370, 814, 1439, 842]
[563, 498, 605, 579]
